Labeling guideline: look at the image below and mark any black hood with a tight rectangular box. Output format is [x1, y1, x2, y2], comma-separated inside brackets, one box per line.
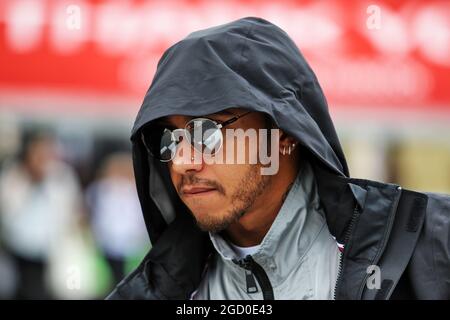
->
[131, 17, 351, 244]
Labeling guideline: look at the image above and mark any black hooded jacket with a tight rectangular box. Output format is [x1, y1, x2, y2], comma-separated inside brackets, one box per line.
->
[107, 17, 450, 300]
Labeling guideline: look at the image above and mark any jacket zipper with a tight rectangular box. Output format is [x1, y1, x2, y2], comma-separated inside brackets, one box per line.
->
[333, 203, 361, 300]
[244, 270, 258, 294]
[233, 255, 274, 300]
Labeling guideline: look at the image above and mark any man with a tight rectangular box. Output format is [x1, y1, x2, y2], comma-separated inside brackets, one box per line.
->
[85, 151, 149, 286]
[107, 17, 450, 300]
[0, 129, 82, 299]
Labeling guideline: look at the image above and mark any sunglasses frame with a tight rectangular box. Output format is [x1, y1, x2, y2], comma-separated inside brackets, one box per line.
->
[141, 110, 253, 162]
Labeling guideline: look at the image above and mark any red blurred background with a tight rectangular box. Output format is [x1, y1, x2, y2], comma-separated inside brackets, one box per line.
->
[1, 0, 450, 117]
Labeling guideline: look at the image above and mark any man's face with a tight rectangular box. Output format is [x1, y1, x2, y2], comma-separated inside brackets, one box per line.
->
[156, 108, 273, 233]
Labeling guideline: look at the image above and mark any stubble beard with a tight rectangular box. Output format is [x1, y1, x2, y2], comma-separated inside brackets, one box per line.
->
[194, 164, 271, 233]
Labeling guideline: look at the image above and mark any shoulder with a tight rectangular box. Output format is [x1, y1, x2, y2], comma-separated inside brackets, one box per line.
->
[421, 191, 450, 241]
[408, 190, 450, 298]
[106, 256, 167, 300]
[424, 191, 450, 211]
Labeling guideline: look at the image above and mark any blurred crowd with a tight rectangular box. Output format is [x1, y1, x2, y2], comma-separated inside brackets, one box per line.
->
[0, 125, 150, 299]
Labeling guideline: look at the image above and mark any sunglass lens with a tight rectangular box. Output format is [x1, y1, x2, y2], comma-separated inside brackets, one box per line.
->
[187, 119, 222, 154]
[159, 129, 180, 161]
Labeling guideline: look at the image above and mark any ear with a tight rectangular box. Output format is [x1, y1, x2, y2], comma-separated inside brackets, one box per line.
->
[279, 130, 298, 156]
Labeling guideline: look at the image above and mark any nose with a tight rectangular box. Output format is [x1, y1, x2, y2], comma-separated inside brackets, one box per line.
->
[170, 135, 204, 175]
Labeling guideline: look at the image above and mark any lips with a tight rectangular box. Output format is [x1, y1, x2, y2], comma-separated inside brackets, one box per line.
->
[182, 186, 217, 196]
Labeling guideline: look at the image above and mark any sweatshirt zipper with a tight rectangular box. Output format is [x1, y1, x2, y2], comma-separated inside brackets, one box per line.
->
[333, 203, 361, 300]
[244, 270, 258, 294]
[233, 255, 274, 300]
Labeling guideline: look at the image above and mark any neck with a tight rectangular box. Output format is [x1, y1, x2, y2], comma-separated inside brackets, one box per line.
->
[224, 155, 300, 247]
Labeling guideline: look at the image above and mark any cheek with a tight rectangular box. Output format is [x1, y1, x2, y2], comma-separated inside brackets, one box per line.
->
[169, 169, 181, 191]
[213, 164, 250, 194]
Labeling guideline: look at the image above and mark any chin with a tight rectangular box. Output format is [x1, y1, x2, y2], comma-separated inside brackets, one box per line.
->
[191, 210, 234, 232]
[187, 200, 226, 214]
[191, 209, 222, 221]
